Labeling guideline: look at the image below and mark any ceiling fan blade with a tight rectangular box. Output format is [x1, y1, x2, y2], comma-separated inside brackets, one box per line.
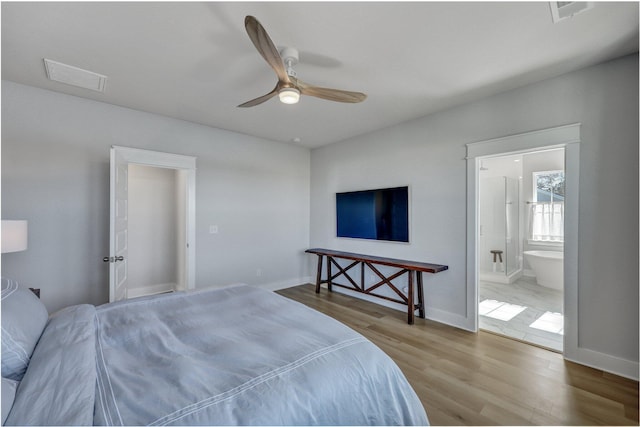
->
[237, 85, 279, 108]
[295, 78, 367, 103]
[244, 16, 290, 84]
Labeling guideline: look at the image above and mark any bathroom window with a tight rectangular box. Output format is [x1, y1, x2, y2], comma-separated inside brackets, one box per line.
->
[534, 170, 565, 202]
[530, 170, 565, 242]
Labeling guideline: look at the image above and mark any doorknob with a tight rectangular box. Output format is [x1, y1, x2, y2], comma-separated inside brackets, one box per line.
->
[103, 256, 112, 263]
[103, 256, 124, 263]
[115, 256, 124, 262]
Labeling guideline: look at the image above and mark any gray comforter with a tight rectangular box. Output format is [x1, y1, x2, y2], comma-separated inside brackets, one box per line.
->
[7, 284, 428, 425]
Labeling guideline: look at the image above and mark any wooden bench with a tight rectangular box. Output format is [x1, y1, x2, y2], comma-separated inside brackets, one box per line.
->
[305, 248, 448, 324]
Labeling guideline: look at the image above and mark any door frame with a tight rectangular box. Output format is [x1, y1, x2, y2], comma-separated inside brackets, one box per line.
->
[110, 146, 196, 298]
[465, 123, 580, 359]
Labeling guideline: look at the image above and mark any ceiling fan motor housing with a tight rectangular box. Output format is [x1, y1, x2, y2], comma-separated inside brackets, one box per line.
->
[280, 46, 299, 78]
[279, 47, 299, 65]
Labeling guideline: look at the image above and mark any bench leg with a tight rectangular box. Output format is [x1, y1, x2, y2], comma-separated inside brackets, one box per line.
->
[408, 270, 415, 324]
[315, 254, 324, 293]
[326, 256, 333, 292]
[417, 271, 425, 319]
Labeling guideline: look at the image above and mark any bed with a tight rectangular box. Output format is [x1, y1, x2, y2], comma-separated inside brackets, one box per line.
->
[2, 279, 428, 426]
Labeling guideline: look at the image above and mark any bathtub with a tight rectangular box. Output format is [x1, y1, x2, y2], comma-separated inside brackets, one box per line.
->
[524, 250, 563, 290]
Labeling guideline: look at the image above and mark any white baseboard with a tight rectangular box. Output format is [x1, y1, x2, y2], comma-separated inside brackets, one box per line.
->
[127, 282, 175, 299]
[314, 283, 473, 331]
[326, 285, 406, 313]
[427, 307, 475, 332]
[261, 276, 313, 292]
[565, 347, 639, 381]
[479, 269, 523, 285]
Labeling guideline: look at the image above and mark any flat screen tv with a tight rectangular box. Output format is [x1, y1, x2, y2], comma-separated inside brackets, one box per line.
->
[336, 186, 409, 242]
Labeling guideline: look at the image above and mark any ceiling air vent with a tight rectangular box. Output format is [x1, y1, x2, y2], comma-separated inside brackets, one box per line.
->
[549, 2, 594, 23]
[44, 59, 107, 92]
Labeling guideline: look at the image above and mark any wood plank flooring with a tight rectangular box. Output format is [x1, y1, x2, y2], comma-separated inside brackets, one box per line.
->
[276, 284, 639, 426]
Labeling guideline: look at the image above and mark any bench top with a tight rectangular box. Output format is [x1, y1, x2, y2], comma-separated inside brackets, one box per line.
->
[305, 248, 448, 274]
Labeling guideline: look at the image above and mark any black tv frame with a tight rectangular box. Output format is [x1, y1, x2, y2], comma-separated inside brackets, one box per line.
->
[336, 186, 409, 243]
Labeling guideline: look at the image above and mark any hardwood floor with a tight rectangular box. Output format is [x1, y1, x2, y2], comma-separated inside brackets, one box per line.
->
[276, 284, 639, 426]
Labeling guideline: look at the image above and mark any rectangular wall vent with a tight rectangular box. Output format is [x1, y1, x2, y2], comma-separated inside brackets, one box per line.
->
[549, 2, 594, 23]
[44, 59, 107, 92]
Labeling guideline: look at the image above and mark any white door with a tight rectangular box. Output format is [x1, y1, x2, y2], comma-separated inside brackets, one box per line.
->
[108, 147, 129, 302]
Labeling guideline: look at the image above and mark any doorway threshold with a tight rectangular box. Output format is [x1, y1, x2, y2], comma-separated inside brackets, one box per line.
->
[480, 328, 562, 354]
[127, 286, 176, 299]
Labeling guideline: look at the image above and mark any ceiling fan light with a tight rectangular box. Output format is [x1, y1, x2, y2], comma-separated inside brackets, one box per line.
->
[279, 87, 300, 104]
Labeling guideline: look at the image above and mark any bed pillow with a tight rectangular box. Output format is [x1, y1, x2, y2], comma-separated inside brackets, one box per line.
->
[1, 278, 48, 381]
[2, 377, 18, 424]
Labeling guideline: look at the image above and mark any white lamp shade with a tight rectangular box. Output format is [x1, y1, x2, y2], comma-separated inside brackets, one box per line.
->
[1, 220, 28, 253]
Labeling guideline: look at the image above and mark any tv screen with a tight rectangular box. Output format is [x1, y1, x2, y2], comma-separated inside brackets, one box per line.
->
[336, 186, 409, 242]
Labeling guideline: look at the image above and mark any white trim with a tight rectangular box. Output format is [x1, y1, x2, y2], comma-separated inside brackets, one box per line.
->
[466, 123, 581, 158]
[426, 307, 473, 332]
[111, 146, 197, 292]
[316, 282, 473, 331]
[479, 269, 522, 285]
[187, 278, 313, 294]
[111, 145, 196, 170]
[466, 123, 581, 360]
[561, 141, 580, 364]
[465, 151, 480, 331]
[127, 282, 176, 299]
[261, 276, 313, 292]
[565, 348, 639, 381]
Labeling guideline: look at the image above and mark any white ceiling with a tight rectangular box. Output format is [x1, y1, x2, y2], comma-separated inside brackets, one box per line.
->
[2, 2, 638, 148]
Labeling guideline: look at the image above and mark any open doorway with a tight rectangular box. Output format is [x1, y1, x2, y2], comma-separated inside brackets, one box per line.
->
[126, 164, 187, 298]
[107, 146, 196, 302]
[465, 123, 581, 360]
[477, 149, 565, 352]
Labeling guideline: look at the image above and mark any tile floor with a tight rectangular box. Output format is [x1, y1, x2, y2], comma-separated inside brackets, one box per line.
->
[479, 276, 563, 352]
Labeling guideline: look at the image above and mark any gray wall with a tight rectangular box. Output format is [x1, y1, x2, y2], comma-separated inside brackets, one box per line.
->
[1, 81, 311, 313]
[2, 53, 637, 378]
[310, 54, 638, 371]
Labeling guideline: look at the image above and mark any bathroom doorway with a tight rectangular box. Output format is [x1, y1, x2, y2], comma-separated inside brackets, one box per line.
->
[466, 123, 581, 359]
[477, 149, 565, 352]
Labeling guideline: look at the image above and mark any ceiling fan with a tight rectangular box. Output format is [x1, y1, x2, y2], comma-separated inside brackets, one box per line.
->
[238, 15, 367, 107]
